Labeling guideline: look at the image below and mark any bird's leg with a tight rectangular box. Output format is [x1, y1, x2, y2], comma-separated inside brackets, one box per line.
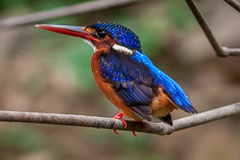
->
[132, 120, 146, 137]
[112, 112, 127, 135]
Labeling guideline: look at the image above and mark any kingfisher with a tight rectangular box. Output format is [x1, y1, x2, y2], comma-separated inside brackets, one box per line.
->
[36, 22, 197, 136]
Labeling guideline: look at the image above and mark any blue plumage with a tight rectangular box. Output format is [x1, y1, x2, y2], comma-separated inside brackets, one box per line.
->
[100, 49, 195, 113]
[99, 50, 154, 120]
[133, 51, 195, 113]
[89, 22, 141, 50]
[91, 21, 196, 114]
[36, 22, 197, 130]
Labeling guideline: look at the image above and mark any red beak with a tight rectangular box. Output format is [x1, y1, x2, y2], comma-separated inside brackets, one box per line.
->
[35, 24, 99, 42]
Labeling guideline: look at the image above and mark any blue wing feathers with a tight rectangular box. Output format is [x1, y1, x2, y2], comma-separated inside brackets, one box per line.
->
[133, 51, 196, 113]
[99, 51, 154, 120]
[100, 52, 154, 105]
[99, 50, 196, 119]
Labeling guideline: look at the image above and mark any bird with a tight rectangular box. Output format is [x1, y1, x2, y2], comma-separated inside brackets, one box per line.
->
[36, 22, 197, 136]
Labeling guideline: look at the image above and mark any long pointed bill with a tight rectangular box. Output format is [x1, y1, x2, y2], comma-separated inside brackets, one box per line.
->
[35, 24, 99, 42]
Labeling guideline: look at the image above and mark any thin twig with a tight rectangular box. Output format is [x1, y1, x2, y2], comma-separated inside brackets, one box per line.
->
[0, 102, 239, 135]
[223, 0, 240, 12]
[0, 0, 138, 28]
[185, 0, 240, 57]
[185, 0, 226, 57]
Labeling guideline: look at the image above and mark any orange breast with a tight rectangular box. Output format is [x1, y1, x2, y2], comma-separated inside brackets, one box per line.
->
[91, 49, 141, 120]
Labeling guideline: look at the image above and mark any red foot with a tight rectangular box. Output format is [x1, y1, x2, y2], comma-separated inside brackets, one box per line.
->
[112, 113, 146, 137]
[113, 112, 127, 135]
[132, 131, 138, 137]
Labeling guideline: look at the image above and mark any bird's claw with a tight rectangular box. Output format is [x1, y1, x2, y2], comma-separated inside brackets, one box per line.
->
[113, 112, 127, 128]
[112, 112, 127, 136]
[112, 113, 145, 137]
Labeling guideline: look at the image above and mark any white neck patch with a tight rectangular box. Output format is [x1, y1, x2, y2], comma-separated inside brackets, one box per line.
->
[112, 44, 133, 55]
[83, 39, 97, 52]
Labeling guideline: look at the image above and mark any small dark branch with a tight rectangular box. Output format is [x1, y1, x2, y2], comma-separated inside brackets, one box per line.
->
[185, 0, 240, 57]
[223, 0, 240, 12]
[0, 0, 138, 28]
[185, 0, 228, 57]
[0, 102, 239, 135]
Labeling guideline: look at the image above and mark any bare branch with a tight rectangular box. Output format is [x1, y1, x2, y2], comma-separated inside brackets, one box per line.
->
[223, 0, 240, 12]
[0, 0, 138, 28]
[185, 0, 240, 57]
[222, 47, 240, 56]
[0, 102, 239, 135]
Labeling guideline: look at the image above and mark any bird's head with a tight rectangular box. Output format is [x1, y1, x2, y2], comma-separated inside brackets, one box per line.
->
[36, 22, 141, 55]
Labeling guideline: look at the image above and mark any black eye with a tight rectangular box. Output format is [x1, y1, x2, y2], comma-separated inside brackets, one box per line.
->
[98, 30, 107, 38]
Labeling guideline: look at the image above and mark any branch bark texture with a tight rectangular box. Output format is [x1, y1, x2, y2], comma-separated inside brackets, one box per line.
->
[223, 0, 240, 12]
[0, 102, 239, 135]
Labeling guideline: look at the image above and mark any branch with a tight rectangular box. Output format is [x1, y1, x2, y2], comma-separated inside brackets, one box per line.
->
[185, 0, 240, 57]
[223, 0, 240, 12]
[0, 0, 138, 28]
[0, 102, 239, 135]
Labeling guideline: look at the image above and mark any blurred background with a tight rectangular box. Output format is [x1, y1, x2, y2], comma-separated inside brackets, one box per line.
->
[0, 0, 239, 159]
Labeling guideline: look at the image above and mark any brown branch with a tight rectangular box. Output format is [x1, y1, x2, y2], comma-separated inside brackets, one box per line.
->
[0, 0, 138, 28]
[0, 102, 239, 135]
[223, 0, 240, 12]
[185, 0, 240, 57]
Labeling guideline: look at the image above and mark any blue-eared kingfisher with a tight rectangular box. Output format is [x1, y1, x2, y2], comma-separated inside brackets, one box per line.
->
[36, 22, 197, 136]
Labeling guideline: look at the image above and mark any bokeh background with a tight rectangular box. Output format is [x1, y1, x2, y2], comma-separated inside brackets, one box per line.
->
[0, 0, 240, 160]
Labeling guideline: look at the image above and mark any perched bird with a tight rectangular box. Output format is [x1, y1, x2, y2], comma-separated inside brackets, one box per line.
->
[36, 22, 197, 136]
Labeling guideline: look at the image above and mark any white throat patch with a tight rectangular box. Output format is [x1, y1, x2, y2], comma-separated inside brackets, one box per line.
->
[83, 39, 97, 52]
[112, 44, 133, 55]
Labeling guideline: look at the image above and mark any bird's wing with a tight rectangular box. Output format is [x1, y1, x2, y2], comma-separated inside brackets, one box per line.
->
[99, 52, 154, 121]
[133, 51, 197, 113]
